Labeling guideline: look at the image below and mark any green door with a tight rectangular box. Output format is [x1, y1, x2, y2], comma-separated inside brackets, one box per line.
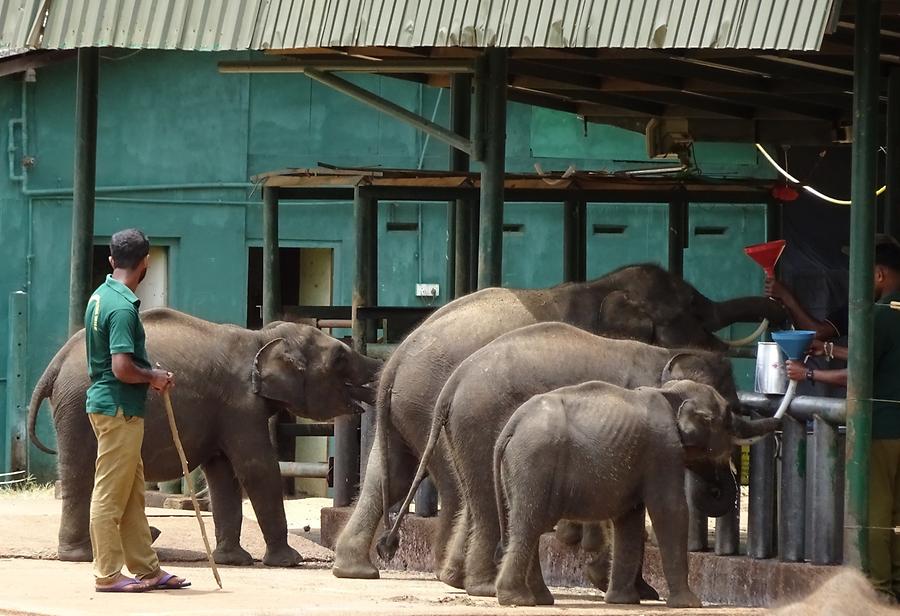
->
[586, 202, 669, 278]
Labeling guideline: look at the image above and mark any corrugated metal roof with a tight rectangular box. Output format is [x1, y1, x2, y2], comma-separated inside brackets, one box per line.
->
[252, 0, 836, 51]
[39, 0, 262, 51]
[4, 0, 836, 52]
[0, 0, 41, 52]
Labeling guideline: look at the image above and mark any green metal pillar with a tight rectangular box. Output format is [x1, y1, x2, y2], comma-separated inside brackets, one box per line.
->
[563, 200, 587, 282]
[262, 186, 281, 326]
[68, 48, 99, 336]
[886, 68, 900, 239]
[476, 49, 507, 290]
[845, 0, 881, 572]
[5, 292, 27, 473]
[451, 74, 472, 299]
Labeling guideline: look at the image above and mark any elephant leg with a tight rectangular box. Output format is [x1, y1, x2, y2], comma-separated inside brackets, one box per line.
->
[224, 428, 300, 567]
[203, 454, 252, 566]
[526, 545, 554, 605]
[555, 519, 582, 546]
[57, 412, 96, 562]
[605, 506, 645, 605]
[429, 463, 463, 581]
[585, 550, 611, 592]
[580, 521, 609, 552]
[438, 504, 469, 589]
[463, 498, 501, 597]
[496, 496, 549, 606]
[333, 430, 416, 579]
[647, 483, 701, 608]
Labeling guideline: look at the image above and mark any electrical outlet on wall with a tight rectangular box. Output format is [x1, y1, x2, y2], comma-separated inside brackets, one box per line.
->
[416, 283, 440, 298]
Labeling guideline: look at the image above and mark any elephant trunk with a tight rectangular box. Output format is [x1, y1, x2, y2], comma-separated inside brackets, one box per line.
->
[729, 413, 781, 444]
[708, 296, 790, 332]
[684, 465, 737, 518]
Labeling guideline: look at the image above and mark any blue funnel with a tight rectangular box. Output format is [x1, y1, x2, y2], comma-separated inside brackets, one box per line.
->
[771, 330, 815, 360]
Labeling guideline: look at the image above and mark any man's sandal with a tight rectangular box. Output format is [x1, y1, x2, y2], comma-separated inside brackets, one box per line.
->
[147, 572, 191, 590]
[95, 577, 151, 593]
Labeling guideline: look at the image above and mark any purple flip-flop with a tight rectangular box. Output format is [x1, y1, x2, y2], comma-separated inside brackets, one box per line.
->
[95, 577, 150, 593]
[149, 573, 191, 590]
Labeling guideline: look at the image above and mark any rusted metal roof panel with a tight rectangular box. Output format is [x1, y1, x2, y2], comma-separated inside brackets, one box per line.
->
[38, 0, 262, 51]
[253, 0, 836, 51]
[3, 0, 836, 52]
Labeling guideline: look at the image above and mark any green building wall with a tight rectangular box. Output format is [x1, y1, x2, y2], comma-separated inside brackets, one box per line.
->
[0, 50, 773, 480]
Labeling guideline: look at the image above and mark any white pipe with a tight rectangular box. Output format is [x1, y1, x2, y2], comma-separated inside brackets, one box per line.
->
[774, 379, 799, 419]
[723, 319, 769, 347]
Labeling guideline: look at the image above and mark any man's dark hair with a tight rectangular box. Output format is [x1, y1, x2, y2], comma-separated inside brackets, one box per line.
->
[875, 241, 900, 273]
[110, 229, 150, 269]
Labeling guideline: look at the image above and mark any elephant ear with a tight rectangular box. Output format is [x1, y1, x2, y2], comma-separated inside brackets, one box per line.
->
[251, 338, 306, 408]
[597, 291, 654, 342]
[660, 352, 692, 383]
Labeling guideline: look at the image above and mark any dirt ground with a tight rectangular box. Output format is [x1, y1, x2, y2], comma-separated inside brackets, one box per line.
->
[0, 489, 769, 616]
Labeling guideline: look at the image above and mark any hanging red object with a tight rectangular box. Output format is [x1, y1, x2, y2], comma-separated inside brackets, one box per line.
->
[745, 239, 786, 278]
[771, 184, 800, 202]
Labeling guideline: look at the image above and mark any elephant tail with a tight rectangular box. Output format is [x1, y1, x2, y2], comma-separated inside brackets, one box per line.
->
[376, 370, 456, 562]
[493, 425, 514, 565]
[28, 334, 79, 455]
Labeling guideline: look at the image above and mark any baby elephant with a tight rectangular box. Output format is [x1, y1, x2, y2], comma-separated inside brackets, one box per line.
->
[494, 380, 735, 608]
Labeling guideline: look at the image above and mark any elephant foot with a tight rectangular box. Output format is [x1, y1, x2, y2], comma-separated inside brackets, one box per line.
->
[666, 590, 702, 608]
[585, 556, 610, 591]
[637, 576, 660, 601]
[332, 558, 380, 580]
[213, 544, 254, 566]
[438, 566, 466, 590]
[57, 541, 92, 562]
[530, 585, 555, 606]
[150, 527, 161, 544]
[604, 587, 641, 605]
[496, 586, 536, 607]
[465, 581, 497, 598]
[555, 520, 582, 546]
[262, 544, 302, 567]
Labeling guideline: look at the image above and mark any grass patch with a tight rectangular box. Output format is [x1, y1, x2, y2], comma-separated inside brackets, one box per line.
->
[0, 475, 54, 499]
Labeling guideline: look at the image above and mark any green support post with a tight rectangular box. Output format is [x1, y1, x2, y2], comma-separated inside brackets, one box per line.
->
[886, 68, 900, 239]
[844, 0, 881, 572]
[68, 48, 99, 336]
[5, 292, 28, 473]
[262, 186, 281, 326]
[563, 200, 586, 282]
[476, 49, 507, 290]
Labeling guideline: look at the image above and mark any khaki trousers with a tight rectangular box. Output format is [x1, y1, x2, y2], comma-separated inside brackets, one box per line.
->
[89, 410, 160, 582]
[869, 438, 900, 594]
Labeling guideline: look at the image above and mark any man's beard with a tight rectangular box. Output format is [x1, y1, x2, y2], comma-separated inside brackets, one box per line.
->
[138, 267, 147, 283]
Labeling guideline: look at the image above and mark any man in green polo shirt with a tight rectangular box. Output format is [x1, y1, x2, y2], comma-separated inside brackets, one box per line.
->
[787, 241, 900, 600]
[85, 228, 188, 593]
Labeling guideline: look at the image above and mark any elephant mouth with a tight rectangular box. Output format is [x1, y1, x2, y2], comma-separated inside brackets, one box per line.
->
[345, 380, 378, 413]
[685, 466, 738, 518]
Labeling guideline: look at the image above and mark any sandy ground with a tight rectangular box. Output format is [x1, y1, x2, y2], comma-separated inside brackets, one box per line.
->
[0, 490, 767, 616]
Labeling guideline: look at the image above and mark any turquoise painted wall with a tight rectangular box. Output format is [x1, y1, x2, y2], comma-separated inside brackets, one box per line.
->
[0, 50, 773, 479]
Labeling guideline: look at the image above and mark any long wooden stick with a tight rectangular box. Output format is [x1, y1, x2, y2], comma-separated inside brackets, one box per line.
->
[161, 388, 222, 589]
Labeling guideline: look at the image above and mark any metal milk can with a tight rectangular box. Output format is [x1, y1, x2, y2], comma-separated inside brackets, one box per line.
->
[754, 341, 788, 394]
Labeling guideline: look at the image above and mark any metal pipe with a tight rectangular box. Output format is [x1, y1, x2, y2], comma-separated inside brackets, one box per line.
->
[304, 69, 472, 156]
[5, 292, 28, 472]
[365, 343, 398, 360]
[845, 0, 881, 571]
[811, 416, 842, 564]
[738, 392, 846, 424]
[687, 484, 709, 552]
[667, 198, 687, 277]
[25, 182, 252, 197]
[779, 416, 807, 561]
[360, 194, 379, 481]
[219, 59, 475, 74]
[714, 448, 741, 555]
[748, 432, 777, 559]
[277, 423, 335, 438]
[887, 68, 900, 238]
[476, 49, 507, 290]
[317, 319, 352, 329]
[262, 187, 281, 326]
[68, 48, 99, 336]
[451, 73, 472, 299]
[279, 461, 330, 479]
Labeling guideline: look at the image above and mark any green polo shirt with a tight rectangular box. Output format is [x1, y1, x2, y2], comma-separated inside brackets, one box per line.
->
[84, 275, 151, 417]
[873, 291, 900, 439]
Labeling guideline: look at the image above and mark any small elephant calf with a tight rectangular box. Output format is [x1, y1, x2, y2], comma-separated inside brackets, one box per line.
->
[493, 379, 736, 608]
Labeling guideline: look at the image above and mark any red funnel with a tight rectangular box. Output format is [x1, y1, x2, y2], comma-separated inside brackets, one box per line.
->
[744, 240, 786, 277]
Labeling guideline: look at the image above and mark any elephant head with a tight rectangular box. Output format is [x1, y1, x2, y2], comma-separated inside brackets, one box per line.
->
[251, 323, 381, 421]
[660, 380, 778, 517]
